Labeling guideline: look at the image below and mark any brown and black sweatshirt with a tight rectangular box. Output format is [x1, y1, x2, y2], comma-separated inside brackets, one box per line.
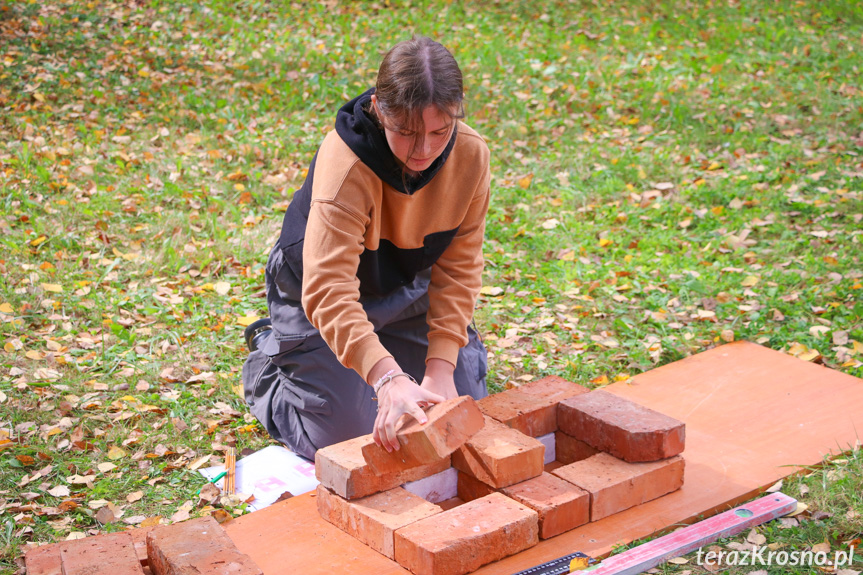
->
[276, 89, 490, 381]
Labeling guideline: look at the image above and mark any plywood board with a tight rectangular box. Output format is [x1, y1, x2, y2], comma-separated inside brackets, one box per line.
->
[224, 342, 863, 574]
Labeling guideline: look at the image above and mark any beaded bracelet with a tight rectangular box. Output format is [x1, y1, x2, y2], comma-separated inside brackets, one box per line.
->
[373, 370, 418, 397]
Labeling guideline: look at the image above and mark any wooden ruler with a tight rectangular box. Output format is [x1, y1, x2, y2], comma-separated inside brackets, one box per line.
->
[514, 492, 797, 575]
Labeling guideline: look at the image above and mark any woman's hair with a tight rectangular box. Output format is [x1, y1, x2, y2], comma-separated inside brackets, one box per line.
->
[373, 36, 465, 140]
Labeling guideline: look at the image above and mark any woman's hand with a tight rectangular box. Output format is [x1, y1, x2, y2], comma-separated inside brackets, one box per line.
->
[420, 358, 457, 400]
[373, 375, 444, 452]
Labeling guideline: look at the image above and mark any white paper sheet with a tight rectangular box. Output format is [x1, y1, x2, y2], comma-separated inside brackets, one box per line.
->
[199, 445, 319, 511]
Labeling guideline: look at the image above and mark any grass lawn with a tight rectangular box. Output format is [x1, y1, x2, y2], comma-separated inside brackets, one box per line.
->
[1, 0, 861, 573]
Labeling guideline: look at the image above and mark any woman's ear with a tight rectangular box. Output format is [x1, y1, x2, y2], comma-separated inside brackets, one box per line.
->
[370, 94, 378, 114]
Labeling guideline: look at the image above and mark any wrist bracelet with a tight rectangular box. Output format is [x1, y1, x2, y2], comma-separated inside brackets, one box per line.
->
[373, 371, 418, 397]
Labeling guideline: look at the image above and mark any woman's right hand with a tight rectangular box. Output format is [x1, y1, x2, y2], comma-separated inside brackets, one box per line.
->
[372, 373, 445, 453]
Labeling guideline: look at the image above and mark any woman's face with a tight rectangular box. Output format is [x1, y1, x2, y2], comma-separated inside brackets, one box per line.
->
[372, 96, 456, 173]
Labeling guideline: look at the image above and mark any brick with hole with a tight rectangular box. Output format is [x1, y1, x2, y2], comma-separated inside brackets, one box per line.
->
[501, 472, 590, 539]
[558, 390, 685, 462]
[58, 532, 143, 575]
[316, 484, 441, 559]
[551, 452, 685, 521]
[394, 492, 539, 575]
[361, 396, 484, 475]
[451, 416, 544, 489]
[316, 433, 451, 499]
[479, 375, 589, 437]
[146, 515, 263, 575]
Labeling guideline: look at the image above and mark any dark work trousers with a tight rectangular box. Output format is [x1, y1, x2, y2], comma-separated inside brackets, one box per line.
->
[241, 247, 488, 461]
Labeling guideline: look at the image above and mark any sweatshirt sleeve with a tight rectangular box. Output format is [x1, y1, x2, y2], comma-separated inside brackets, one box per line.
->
[425, 164, 491, 366]
[301, 169, 392, 383]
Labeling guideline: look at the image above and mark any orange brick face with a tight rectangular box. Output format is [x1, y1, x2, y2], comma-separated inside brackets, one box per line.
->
[455, 470, 498, 502]
[479, 376, 589, 437]
[146, 516, 263, 575]
[552, 452, 685, 521]
[24, 543, 62, 575]
[394, 493, 539, 575]
[451, 417, 544, 488]
[316, 433, 451, 499]
[502, 472, 590, 539]
[58, 532, 143, 575]
[362, 396, 484, 475]
[555, 431, 599, 464]
[316, 485, 442, 559]
[558, 390, 685, 462]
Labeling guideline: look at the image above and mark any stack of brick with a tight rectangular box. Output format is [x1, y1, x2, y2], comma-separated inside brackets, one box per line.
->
[553, 389, 686, 520]
[315, 396, 542, 575]
[25, 516, 263, 575]
[314, 377, 686, 575]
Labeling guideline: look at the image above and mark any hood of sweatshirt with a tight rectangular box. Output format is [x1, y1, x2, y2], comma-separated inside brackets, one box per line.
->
[334, 88, 457, 195]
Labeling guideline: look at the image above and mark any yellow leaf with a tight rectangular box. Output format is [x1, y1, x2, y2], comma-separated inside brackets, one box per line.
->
[570, 556, 590, 571]
[480, 286, 504, 296]
[787, 343, 808, 357]
[0, 303, 12, 314]
[237, 315, 260, 327]
[41, 283, 63, 293]
[707, 161, 722, 170]
[30, 235, 47, 247]
[798, 349, 822, 362]
[107, 446, 127, 460]
[25, 350, 45, 360]
[4, 342, 18, 353]
[741, 276, 759, 287]
[786, 501, 808, 517]
[591, 375, 609, 385]
[851, 340, 863, 355]
[668, 557, 689, 565]
[599, 238, 613, 248]
[33, 92, 46, 102]
[518, 174, 534, 189]
[137, 68, 150, 77]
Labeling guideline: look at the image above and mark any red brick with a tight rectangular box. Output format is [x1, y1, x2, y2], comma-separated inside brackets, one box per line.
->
[24, 543, 61, 575]
[501, 472, 589, 539]
[146, 516, 262, 575]
[58, 532, 143, 575]
[551, 452, 685, 521]
[362, 396, 484, 475]
[129, 526, 155, 566]
[478, 376, 589, 437]
[455, 470, 497, 502]
[451, 417, 544, 488]
[316, 485, 441, 559]
[316, 433, 451, 499]
[555, 431, 599, 465]
[558, 390, 685, 462]
[394, 492, 539, 575]
[436, 497, 463, 511]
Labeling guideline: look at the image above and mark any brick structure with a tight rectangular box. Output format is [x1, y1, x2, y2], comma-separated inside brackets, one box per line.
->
[316, 433, 451, 499]
[455, 470, 497, 502]
[450, 417, 544, 488]
[555, 430, 600, 464]
[393, 493, 539, 575]
[478, 376, 589, 437]
[501, 472, 590, 539]
[316, 485, 441, 559]
[552, 452, 685, 521]
[361, 396, 484, 475]
[558, 390, 685, 462]
[24, 544, 61, 575]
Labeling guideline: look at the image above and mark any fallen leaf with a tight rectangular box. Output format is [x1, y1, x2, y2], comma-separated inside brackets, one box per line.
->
[87, 499, 109, 509]
[170, 508, 190, 523]
[765, 479, 783, 493]
[667, 557, 689, 565]
[541, 218, 560, 230]
[211, 508, 233, 524]
[0, 302, 13, 314]
[41, 283, 63, 293]
[95, 506, 115, 524]
[213, 281, 231, 296]
[123, 515, 146, 525]
[140, 516, 163, 528]
[480, 286, 504, 296]
[747, 529, 767, 545]
[127, 490, 144, 503]
[741, 276, 759, 287]
[97, 462, 116, 473]
[107, 446, 127, 460]
[237, 314, 260, 327]
[720, 329, 735, 343]
[809, 326, 830, 338]
[47, 485, 70, 497]
[811, 542, 831, 554]
[518, 173, 534, 189]
[786, 501, 809, 517]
